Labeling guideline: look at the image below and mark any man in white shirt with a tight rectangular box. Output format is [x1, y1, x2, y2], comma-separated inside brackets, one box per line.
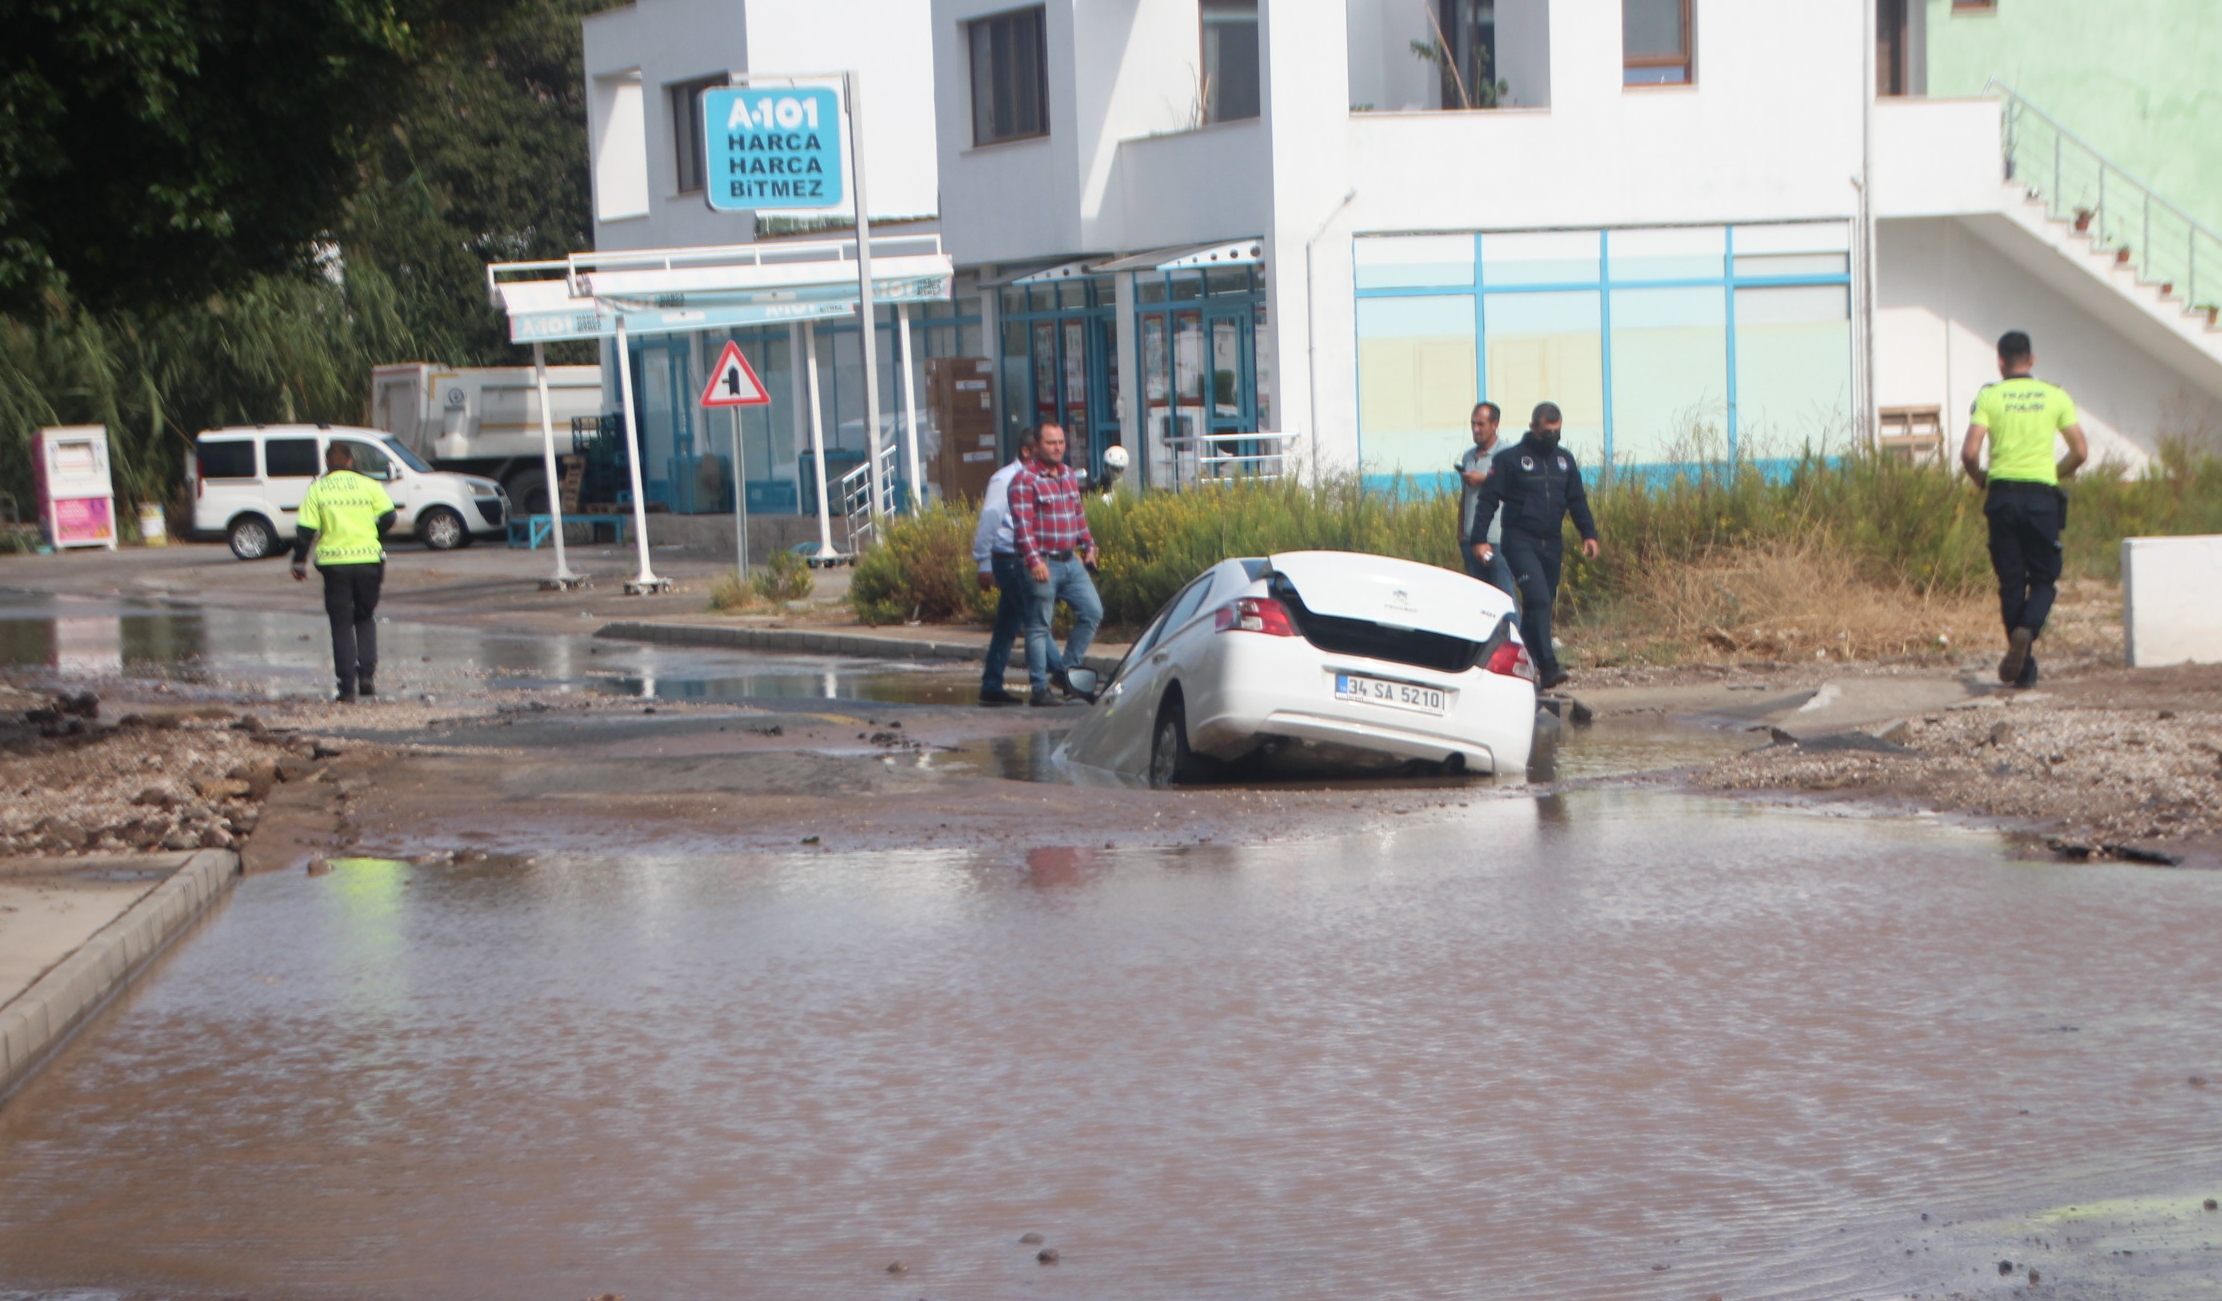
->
[1458, 401, 1516, 599]
[971, 426, 1055, 705]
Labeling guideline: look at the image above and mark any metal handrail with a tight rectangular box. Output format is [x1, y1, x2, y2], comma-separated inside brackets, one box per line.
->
[837, 442, 900, 553]
[1991, 80, 2222, 317]
[1168, 429, 1305, 487]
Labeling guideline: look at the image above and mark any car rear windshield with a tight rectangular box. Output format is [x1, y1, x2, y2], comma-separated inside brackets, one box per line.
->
[265, 438, 321, 477]
[1269, 575, 1487, 675]
[196, 440, 256, 480]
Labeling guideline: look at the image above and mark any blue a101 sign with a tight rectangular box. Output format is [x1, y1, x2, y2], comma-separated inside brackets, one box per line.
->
[703, 86, 844, 212]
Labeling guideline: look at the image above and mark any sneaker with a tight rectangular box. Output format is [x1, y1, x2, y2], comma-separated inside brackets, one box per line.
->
[2014, 652, 2040, 690]
[1999, 626, 2033, 685]
[978, 687, 1024, 707]
[1028, 692, 1074, 708]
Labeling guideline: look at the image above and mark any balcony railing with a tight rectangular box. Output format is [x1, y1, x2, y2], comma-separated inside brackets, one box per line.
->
[1995, 80, 2222, 321]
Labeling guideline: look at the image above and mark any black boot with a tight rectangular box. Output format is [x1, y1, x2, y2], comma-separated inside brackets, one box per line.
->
[357, 669, 377, 699]
[335, 677, 358, 703]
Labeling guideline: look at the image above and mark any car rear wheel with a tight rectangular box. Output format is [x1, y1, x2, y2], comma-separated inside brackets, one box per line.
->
[227, 515, 274, 561]
[419, 506, 468, 551]
[1150, 697, 1198, 790]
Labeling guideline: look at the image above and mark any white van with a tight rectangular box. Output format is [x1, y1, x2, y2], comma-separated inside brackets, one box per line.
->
[189, 424, 510, 560]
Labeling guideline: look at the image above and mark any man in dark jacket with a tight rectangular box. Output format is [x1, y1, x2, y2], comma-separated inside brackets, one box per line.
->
[1470, 402, 1601, 690]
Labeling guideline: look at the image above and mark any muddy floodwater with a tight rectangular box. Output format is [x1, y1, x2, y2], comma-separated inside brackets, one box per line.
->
[3, 792, 2219, 1300]
[0, 592, 975, 704]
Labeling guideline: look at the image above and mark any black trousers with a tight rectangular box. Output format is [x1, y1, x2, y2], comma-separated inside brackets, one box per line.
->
[319, 562, 384, 693]
[1984, 481, 2065, 638]
[1499, 529, 1564, 679]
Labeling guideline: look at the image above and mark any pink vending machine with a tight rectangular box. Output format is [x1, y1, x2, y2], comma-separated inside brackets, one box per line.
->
[33, 425, 119, 550]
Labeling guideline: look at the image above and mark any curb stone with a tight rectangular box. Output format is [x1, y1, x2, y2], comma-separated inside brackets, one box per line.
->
[0, 849, 240, 1102]
[593, 620, 1123, 676]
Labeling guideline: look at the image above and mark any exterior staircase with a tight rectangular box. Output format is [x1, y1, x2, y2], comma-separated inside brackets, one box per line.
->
[1985, 82, 2222, 379]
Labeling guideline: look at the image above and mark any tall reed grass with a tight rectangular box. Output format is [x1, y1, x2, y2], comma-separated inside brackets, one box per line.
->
[0, 269, 418, 521]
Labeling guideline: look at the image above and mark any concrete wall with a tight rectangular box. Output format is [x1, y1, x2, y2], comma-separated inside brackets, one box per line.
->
[2123, 535, 2222, 667]
[932, 0, 1209, 265]
[1876, 217, 2222, 468]
[585, 0, 939, 254]
[1924, 0, 2222, 233]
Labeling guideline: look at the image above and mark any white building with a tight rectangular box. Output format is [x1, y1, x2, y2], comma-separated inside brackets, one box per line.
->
[577, 0, 2222, 516]
[578, 0, 966, 518]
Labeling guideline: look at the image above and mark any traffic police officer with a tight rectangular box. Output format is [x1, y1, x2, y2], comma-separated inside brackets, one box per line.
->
[291, 442, 396, 702]
[1960, 330, 2087, 688]
[1471, 402, 1601, 690]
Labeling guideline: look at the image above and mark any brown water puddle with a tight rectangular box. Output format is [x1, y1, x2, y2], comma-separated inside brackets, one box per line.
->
[0, 791, 2218, 1300]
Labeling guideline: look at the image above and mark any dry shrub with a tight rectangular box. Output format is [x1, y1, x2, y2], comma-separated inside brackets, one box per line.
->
[752, 547, 814, 603]
[1590, 541, 1999, 664]
[707, 568, 758, 612]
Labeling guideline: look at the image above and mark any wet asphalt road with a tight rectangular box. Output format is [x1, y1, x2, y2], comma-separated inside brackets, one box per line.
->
[1, 788, 2218, 1300]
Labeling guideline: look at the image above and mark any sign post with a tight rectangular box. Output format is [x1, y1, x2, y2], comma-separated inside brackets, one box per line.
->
[613, 316, 668, 596]
[845, 71, 888, 540]
[703, 73, 887, 550]
[699, 339, 772, 577]
[531, 342, 584, 590]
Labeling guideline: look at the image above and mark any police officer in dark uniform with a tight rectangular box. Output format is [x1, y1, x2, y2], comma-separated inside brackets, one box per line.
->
[1470, 402, 1601, 690]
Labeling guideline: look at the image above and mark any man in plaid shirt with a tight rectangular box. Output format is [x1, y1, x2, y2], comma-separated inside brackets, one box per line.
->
[1008, 422, 1104, 706]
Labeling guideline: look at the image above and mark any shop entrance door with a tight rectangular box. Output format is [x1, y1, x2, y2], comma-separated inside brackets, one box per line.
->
[1025, 313, 1119, 478]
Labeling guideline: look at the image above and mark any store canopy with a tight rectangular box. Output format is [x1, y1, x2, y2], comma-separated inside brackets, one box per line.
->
[1091, 238, 1264, 274]
[487, 235, 954, 344]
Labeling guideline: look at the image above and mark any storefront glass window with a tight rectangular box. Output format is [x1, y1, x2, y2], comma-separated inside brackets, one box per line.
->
[1355, 295, 1477, 484]
[1484, 291, 1605, 465]
[1353, 221, 1851, 480]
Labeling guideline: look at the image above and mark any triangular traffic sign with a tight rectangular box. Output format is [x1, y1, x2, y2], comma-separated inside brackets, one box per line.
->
[699, 340, 771, 407]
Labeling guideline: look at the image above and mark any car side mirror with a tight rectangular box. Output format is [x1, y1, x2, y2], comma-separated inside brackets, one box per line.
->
[1063, 668, 1099, 699]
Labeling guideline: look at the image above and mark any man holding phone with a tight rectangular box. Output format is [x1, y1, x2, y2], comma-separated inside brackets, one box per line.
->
[1457, 401, 1516, 598]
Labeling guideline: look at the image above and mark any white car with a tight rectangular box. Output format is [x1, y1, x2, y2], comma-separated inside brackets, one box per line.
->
[189, 424, 510, 559]
[1060, 550, 1538, 787]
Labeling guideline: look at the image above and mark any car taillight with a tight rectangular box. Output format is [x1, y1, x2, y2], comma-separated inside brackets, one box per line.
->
[1214, 596, 1296, 636]
[1484, 639, 1537, 682]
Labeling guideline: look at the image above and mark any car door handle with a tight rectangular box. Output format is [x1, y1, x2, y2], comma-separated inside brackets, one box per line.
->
[1151, 652, 1168, 664]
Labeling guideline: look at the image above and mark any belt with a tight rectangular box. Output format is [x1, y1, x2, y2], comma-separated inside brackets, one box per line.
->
[1042, 549, 1075, 560]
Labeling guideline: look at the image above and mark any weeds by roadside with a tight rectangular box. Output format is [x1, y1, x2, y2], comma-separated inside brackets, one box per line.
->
[844, 447, 2222, 663]
[707, 546, 817, 612]
[849, 503, 997, 625]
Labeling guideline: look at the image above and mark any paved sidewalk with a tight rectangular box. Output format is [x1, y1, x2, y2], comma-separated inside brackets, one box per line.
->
[1, 850, 239, 1099]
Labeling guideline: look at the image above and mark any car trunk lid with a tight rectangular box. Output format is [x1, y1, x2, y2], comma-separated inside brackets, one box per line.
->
[1266, 550, 1513, 642]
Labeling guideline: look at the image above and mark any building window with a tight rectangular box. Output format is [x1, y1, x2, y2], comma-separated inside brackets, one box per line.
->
[969, 6, 1049, 146]
[1351, 223, 1853, 484]
[1419, 0, 1501, 109]
[1623, 0, 1692, 85]
[592, 70, 650, 222]
[669, 76, 724, 194]
[1877, 0, 1908, 95]
[1200, 0, 1260, 123]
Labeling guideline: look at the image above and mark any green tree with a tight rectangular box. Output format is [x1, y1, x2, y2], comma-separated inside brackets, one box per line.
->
[0, 0, 516, 313]
[341, 0, 599, 364]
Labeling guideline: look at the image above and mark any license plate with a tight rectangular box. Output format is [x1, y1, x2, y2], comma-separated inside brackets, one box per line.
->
[1333, 673, 1449, 715]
